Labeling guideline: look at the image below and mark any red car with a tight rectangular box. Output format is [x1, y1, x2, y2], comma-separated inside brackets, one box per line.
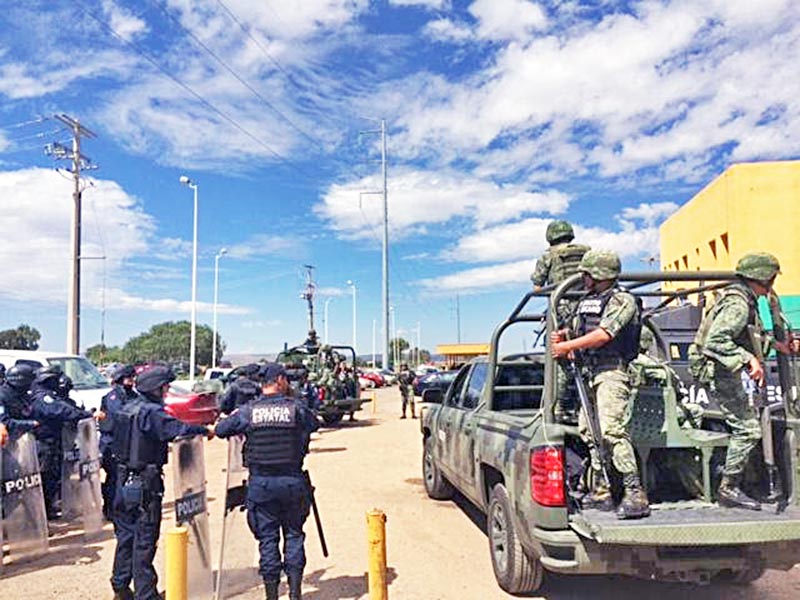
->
[359, 371, 386, 387]
[164, 382, 219, 425]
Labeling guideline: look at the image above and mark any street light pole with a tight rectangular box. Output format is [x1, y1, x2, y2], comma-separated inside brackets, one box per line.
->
[324, 298, 333, 344]
[180, 175, 199, 385]
[212, 248, 227, 369]
[346, 280, 357, 353]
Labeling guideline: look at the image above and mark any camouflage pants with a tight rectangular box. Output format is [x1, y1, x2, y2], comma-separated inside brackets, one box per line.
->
[579, 369, 638, 475]
[715, 368, 761, 477]
[400, 385, 415, 414]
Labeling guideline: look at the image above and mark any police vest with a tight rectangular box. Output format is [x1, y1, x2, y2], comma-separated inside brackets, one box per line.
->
[245, 397, 303, 472]
[114, 400, 162, 470]
[576, 287, 641, 367]
[548, 243, 590, 285]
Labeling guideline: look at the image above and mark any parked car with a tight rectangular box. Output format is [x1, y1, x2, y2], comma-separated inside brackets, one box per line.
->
[415, 364, 440, 376]
[359, 370, 386, 388]
[413, 370, 458, 397]
[164, 381, 219, 425]
[378, 368, 398, 385]
[358, 375, 376, 389]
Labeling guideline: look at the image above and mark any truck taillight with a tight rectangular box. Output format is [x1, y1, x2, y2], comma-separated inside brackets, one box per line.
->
[530, 446, 565, 507]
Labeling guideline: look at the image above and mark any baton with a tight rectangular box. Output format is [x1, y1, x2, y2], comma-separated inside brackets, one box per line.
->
[303, 470, 329, 557]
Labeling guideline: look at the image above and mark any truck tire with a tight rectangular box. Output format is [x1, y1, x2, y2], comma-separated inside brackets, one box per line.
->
[488, 483, 543, 594]
[713, 566, 765, 585]
[423, 435, 454, 500]
[322, 412, 344, 425]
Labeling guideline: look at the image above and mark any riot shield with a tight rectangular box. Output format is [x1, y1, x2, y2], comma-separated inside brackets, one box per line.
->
[1, 432, 49, 564]
[61, 422, 81, 521]
[214, 436, 260, 600]
[75, 417, 103, 536]
[172, 436, 214, 600]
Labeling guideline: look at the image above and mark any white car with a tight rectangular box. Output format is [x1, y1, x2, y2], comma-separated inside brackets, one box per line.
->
[0, 350, 111, 411]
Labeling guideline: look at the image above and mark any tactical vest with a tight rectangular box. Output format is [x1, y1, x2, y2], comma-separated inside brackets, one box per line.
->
[576, 286, 641, 367]
[114, 400, 162, 470]
[548, 243, 590, 285]
[245, 397, 303, 472]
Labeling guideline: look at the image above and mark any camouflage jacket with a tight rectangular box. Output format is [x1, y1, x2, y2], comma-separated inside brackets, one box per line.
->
[531, 242, 591, 288]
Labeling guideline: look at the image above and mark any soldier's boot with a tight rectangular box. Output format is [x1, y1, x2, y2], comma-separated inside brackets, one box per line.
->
[617, 473, 651, 520]
[112, 588, 134, 600]
[288, 573, 303, 600]
[401, 405, 407, 419]
[718, 474, 761, 511]
[411, 403, 416, 419]
[762, 466, 783, 504]
[264, 580, 279, 600]
[582, 477, 614, 512]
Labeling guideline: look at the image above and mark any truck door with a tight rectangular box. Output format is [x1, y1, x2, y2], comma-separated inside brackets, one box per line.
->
[454, 362, 487, 496]
[437, 366, 471, 480]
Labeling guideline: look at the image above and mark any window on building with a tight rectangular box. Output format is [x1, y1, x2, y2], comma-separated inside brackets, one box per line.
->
[709, 239, 717, 260]
[682, 255, 689, 269]
[721, 232, 729, 256]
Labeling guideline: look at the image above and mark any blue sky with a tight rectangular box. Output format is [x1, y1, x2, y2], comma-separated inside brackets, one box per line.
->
[1, 0, 799, 358]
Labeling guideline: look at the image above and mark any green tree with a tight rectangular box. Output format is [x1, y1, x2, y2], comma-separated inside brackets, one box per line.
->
[120, 321, 224, 367]
[0, 324, 41, 350]
[86, 344, 123, 365]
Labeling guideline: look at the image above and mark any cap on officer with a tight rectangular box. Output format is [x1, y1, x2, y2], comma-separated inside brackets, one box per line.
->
[735, 252, 781, 284]
[546, 220, 575, 244]
[136, 365, 175, 394]
[258, 362, 287, 384]
[579, 249, 621, 280]
[111, 364, 136, 384]
[5, 363, 35, 389]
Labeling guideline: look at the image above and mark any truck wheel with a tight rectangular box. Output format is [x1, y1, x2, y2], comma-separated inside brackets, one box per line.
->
[423, 436, 454, 500]
[713, 566, 765, 585]
[322, 412, 344, 425]
[488, 483, 543, 594]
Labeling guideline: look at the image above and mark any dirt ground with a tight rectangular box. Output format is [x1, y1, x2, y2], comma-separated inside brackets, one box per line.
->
[4, 386, 800, 599]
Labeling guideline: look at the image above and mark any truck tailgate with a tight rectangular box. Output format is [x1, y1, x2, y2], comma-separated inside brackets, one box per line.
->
[570, 504, 800, 545]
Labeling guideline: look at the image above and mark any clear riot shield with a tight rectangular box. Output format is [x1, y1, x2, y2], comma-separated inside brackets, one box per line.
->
[214, 436, 260, 599]
[1, 432, 49, 564]
[75, 417, 103, 536]
[172, 436, 213, 600]
[61, 422, 81, 521]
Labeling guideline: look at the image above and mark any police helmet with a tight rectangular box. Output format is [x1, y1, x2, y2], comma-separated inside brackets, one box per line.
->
[578, 250, 621, 280]
[735, 252, 781, 284]
[546, 220, 575, 244]
[34, 364, 63, 388]
[111, 364, 136, 384]
[136, 365, 175, 394]
[58, 373, 74, 395]
[242, 363, 261, 380]
[0, 363, 5, 379]
[5, 363, 35, 390]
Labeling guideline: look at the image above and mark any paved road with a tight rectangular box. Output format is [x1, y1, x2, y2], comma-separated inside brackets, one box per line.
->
[3, 387, 800, 598]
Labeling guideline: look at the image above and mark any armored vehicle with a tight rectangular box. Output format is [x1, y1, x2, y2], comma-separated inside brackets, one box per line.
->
[421, 271, 800, 594]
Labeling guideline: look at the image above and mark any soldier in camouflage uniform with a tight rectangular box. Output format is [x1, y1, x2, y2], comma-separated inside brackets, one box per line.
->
[551, 250, 650, 519]
[398, 364, 416, 419]
[690, 252, 799, 510]
[531, 220, 590, 420]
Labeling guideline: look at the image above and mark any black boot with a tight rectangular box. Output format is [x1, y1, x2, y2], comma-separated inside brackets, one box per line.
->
[112, 588, 134, 600]
[288, 572, 303, 600]
[264, 580, 279, 600]
[719, 474, 761, 511]
[617, 473, 651, 520]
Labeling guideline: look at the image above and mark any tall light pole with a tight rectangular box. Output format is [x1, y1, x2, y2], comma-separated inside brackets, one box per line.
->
[390, 305, 397, 367]
[180, 175, 199, 385]
[372, 319, 377, 368]
[323, 298, 333, 344]
[346, 280, 357, 354]
[212, 247, 227, 369]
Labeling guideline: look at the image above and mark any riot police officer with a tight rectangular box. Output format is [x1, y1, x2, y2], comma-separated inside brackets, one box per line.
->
[30, 365, 92, 520]
[0, 362, 6, 384]
[110, 366, 213, 600]
[214, 363, 319, 600]
[0, 363, 38, 436]
[99, 365, 138, 520]
[551, 250, 650, 520]
[218, 363, 261, 414]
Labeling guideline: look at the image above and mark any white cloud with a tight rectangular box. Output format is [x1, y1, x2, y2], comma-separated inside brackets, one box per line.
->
[419, 259, 532, 294]
[390, 0, 449, 8]
[469, 0, 548, 41]
[618, 201, 679, 228]
[102, 0, 148, 41]
[423, 18, 474, 42]
[225, 234, 299, 260]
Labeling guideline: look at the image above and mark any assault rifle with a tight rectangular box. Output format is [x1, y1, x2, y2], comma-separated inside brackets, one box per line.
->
[303, 470, 329, 557]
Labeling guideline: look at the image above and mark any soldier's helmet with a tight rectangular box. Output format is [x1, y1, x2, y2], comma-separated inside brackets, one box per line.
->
[5, 364, 35, 390]
[735, 252, 781, 283]
[578, 250, 621, 280]
[34, 364, 63, 388]
[545, 220, 575, 244]
[136, 365, 175, 394]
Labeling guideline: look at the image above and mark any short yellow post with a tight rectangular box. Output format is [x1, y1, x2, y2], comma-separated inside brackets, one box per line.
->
[370, 390, 378, 415]
[165, 526, 188, 600]
[367, 509, 388, 600]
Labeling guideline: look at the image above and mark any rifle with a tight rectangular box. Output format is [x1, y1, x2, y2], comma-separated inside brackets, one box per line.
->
[303, 469, 329, 557]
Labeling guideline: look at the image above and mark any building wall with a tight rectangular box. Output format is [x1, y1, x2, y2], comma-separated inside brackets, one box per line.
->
[660, 161, 800, 297]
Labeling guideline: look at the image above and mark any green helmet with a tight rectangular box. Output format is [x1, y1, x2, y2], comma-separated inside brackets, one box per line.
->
[546, 220, 575, 244]
[579, 249, 621, 280]
[735, 252, 780, 283]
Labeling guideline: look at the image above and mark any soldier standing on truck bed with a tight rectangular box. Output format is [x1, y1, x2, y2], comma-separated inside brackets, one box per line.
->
[690, 252, 799, 511]
[551, 249, 650, 520]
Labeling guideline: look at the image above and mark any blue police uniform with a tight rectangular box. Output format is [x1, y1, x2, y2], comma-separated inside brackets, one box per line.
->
[218, 376, 260, 414]
[100, 383, 139, 519]
[111, 386, 208, 600]
[215, 385, 318, 599]
[0, 380, 38, 436]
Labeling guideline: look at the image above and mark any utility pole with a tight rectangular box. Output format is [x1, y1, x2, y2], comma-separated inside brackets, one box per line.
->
[45, 114, 97, 355]
[456, 293, 461, 343]
[416, 321, 421, 367]
[300, 265, 317, 339]
[359, 119, 389, 369]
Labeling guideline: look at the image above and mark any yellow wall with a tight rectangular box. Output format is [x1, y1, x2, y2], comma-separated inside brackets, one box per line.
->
[660, 161, 800, 295]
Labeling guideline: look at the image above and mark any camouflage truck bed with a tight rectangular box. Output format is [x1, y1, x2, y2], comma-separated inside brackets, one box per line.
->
[571, 504, 800, 545]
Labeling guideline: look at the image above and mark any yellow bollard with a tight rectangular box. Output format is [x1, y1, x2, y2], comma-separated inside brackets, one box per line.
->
[370, 389, 378, 415]
[165, 526, 188, 600]
[367, 509, 388, 600]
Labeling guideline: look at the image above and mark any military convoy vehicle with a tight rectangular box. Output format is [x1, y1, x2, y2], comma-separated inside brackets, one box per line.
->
[420, 271, 800, 594]
[277, 342, 362, 425]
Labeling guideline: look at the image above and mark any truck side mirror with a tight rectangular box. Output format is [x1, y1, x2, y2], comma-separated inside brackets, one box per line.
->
[422, 388, 443, 404]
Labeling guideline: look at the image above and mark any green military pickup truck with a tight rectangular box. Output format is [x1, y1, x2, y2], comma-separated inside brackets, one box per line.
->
[420, 272, 800, 594]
